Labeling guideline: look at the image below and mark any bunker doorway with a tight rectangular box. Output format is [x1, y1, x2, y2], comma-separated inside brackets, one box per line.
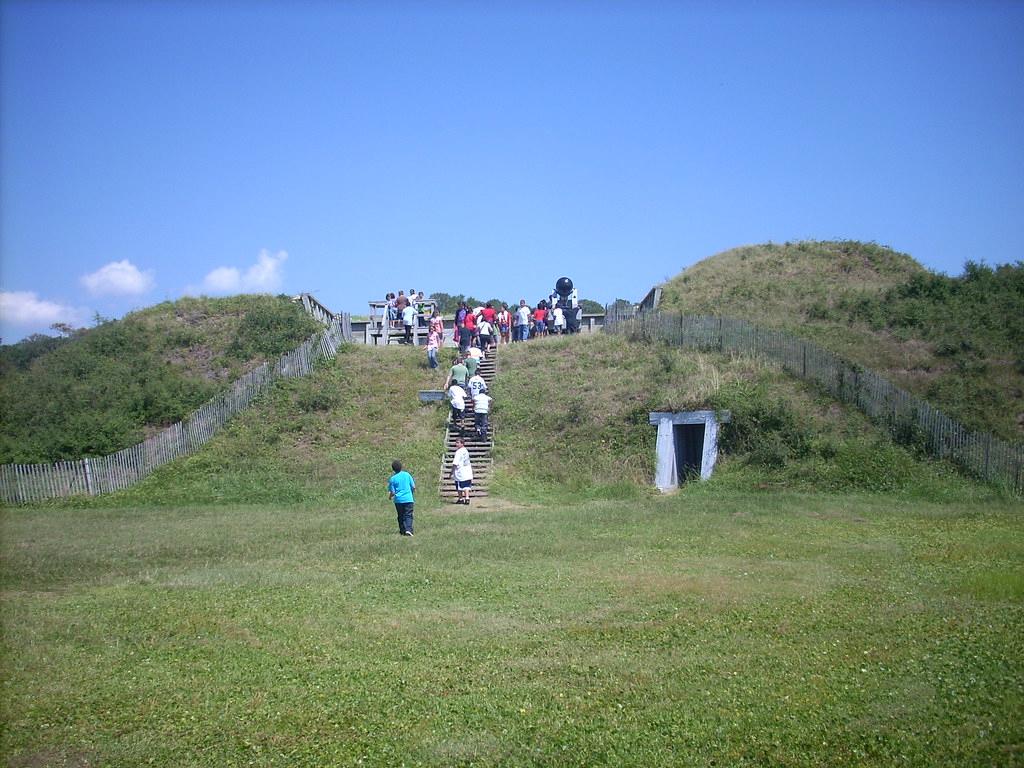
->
[674, 423, 705, 481]
[649, 410, 730, 492]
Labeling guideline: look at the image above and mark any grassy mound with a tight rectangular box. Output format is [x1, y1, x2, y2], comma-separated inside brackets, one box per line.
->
[0, 295, 321, 463]
[493, 334, 990, 501]
[60, 333, 996, 509]
[81, 343, 448, 507]
[658, 241, 1024, 442]
[659, 241, 922, 322]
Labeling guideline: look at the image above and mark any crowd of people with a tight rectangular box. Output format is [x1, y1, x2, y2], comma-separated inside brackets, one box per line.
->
[451, 298, 581, 349]
[442, 308, 512, 507]
[423, 296, 584, 369]
[383, 289, 431, 345]
[384, 289, 428, 323]
[383, 289, 585, 364]
[442, 339, 496, 505]
[385, 282, 584, 352]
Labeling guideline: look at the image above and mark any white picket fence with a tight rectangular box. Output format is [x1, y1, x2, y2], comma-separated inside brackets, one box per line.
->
[0, 304, 350, 504]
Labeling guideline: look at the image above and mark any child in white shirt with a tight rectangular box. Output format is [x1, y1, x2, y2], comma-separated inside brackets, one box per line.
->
[448, 384, 467, 433]
[552, 306, 565, 334]
[472, 391, 493, 441]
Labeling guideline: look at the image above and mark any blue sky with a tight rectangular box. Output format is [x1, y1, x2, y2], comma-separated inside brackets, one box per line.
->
[2, 0, 1022, 341]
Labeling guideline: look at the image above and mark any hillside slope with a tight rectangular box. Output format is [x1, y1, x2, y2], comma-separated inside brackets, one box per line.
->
[0, 295, 320, 463]
[658, 241, 1024, 442]
[492, 334, 981, 498]
[79, 335, 988, 508]
[90, 343, 448, 506]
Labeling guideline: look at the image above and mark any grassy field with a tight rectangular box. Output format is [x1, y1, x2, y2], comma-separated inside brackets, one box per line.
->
[3, 492, 1022, 767]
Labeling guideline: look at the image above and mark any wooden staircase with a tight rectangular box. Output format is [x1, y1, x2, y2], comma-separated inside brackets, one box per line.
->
[439, 349, 497, 501]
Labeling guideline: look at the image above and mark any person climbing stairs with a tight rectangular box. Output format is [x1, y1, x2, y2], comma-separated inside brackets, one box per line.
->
[440, 349, 496, 501]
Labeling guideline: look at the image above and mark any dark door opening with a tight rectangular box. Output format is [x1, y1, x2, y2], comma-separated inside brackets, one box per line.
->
[674, 423, 705, 481]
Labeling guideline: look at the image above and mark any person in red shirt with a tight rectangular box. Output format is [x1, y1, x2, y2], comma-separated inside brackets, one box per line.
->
[463, 308, 479, 348]
[481, 302, 497, 324]
[533, 302, 548, 337]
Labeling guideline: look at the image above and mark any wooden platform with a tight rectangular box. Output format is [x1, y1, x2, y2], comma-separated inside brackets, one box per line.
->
[366, 299, 435, 346]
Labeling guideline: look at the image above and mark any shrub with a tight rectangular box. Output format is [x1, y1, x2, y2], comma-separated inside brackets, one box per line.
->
[713, 380, 813, 467]
[293, 377, 342, 412]
[819, 439, 917, 492]
[226, 299, 320, 361]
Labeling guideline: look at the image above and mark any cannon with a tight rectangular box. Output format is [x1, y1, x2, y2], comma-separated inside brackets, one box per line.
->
[554, 277, 581, 333]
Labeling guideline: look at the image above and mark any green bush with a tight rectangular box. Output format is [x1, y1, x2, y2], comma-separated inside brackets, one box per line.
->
[818, 439, 917, 492]
[713, 381, 813, 466]
[226, 298, 319, 361]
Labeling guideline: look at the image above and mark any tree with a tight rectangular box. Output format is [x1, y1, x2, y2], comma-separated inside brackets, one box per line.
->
[50, 322, 79, 338]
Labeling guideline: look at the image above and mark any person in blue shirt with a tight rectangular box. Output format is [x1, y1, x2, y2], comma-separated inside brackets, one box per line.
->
[387, 460, 416, 536]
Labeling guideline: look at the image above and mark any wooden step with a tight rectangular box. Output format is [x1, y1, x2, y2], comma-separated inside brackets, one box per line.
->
[439, 350, 497, 498]
[441, 463, 491, 472]
[442, 448, 492, 458]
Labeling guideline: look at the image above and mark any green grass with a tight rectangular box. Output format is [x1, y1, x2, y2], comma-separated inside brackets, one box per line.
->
[2, 493, 1022, 766]
[3, 255, 1020, 768]
[3, 331, 1020, 765]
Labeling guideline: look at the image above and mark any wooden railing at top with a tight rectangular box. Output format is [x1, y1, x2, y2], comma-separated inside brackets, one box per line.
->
[0, 298, 352, 504]
[297, 293, 354, 341]
[604, 304, 1024, 495]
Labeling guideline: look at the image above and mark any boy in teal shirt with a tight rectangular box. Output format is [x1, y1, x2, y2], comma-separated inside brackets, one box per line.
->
[387, 460, 416, 536]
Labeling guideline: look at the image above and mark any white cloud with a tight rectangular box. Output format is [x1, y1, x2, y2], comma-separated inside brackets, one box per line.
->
[80, 260, 155, 297]
[243, 249, 287, 292]
[202, 266, 242, 293]
[194, 250, 288, 295]
[0, 291, 87, 332]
